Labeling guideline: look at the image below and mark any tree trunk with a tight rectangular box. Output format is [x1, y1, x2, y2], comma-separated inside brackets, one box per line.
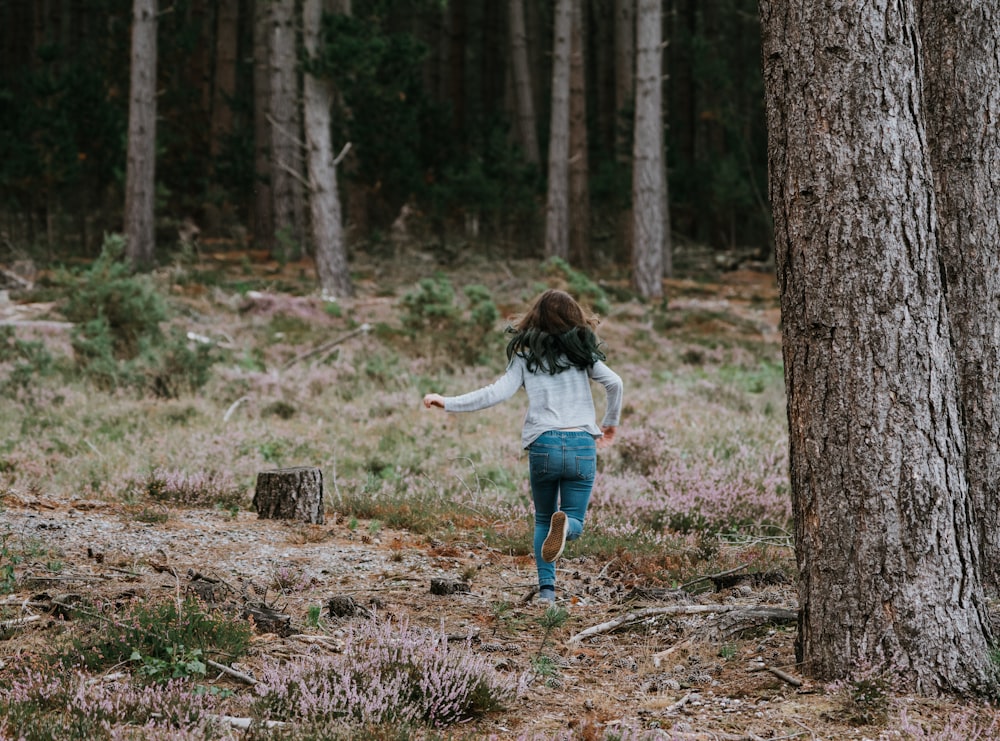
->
[569, 0, 590, 267]
[269, 0, 304, 256]
[631, 0, 663, 299]
[252, 0, 274, 250]
[253, 466, 325, 524]
[210, 0, 239, 159]
[918, 1, 1000, 590]
[545, 0, 573, 260]
[760, 0, 993, 694]
[303, 0, 352, 300]
[124, 0, 157, 268]
[508, 0, 540, 165]
[614, 0, 635, 162]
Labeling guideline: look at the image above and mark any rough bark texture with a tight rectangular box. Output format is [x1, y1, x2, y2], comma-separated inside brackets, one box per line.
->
[630, 0, 663, 298]
[508, 0, 540, 165]
[303, 0, 352, 300]
[124, 0, 157, 268]
[918, 2, 1000, 589]
[759, 0, 993, 694]
[269, 0, 304, 253]
[252, 0, 274, 249]
[544, 0, 572, 260]
[253, 466, 325, 524]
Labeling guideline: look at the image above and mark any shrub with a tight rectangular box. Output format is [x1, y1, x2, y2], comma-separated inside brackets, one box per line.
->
[65, 596, 253, 680]
[251, 617, 519, 729]
[0, 664, 228, 740]
[400, 276, 502, 366]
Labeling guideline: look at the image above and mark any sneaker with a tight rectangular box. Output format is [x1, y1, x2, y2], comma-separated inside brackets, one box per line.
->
[538, 586, 556, 603]
[541, 511, 568, 562]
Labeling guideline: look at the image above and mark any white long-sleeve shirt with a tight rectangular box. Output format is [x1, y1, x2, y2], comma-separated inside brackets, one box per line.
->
[443, 354, 623, 448]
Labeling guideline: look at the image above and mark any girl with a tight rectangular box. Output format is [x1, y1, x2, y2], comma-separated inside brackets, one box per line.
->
[423, 289, 623, 603]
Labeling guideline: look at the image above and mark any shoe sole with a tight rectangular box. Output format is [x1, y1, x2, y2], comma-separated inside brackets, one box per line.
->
[542, 511, 568, 562]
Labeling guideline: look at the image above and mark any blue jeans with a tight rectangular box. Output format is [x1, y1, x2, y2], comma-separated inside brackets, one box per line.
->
[528, 430, 597, 589]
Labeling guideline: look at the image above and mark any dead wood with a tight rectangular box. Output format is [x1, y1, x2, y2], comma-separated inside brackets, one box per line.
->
[253, 467, 325, 524]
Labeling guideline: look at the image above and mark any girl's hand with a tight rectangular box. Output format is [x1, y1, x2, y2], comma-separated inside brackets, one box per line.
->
[423, 393, 445, 409]
[597, 425, 617, 448]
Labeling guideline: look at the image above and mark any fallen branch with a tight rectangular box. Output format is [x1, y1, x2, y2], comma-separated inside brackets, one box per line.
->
[213, 714, 288, 731]
[282, 323, 371, 370]
[0, 319, 73, 330]
[568, 604, 738, 644]
[205, 658, 257, 686]
[0, 614, 42, 631]
[762, 665, 804, 687]
[664, 692, 691, 714]
[680, 561, 751, 590]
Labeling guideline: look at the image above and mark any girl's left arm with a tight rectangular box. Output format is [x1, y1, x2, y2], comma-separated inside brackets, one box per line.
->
[590, 361, 623, 427]
[434, 357, 526, 413]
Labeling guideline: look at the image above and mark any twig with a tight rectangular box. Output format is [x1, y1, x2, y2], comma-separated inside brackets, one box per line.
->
[0, 614, 42, 631]
[213, 714, 287, 730]
[332, 141, 352, 167]
[568, 604, 738, 644]
[680, 561, 752, 590]
[652, 637, 693, 668]
[766, 665, 804, 687]
[223, 396, 250, 423]
[282, 323, 370, 370]
[0, 266, 33, 289]
[205, 658, 257, 686]
[664, 692, 691, 714]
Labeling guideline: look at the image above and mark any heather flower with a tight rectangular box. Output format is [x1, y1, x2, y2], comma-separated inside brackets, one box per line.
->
[252, 617, 519, 728]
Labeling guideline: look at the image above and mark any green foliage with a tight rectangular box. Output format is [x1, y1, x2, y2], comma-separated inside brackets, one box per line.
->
[66, 596, 253, 680]
[400, 275, 502, 366]
[0, 328, 57, 401]
[837, 673, 893, 726]
[543, 257, 611, 316]
[0, 531, 20, 594]
[56, 234, 219, 396]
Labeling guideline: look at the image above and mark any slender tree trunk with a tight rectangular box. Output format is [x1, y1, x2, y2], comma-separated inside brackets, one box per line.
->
[124, 0, 157, 268]
[303, 0, 352, 299]
[569, 0, 590, 267]
[631, 0, 663, 298]
[508, 0, 540, 164]
[614, 0, 635, 162]
[210, 0, 239, 159]
[919, 2, 1000, 591]
[448, 2, 468, 146]
[760, 0, 993, 694]
[545, 0, 573, 260]
[252, 0, 274, 249]
[269, 0, 304, 256]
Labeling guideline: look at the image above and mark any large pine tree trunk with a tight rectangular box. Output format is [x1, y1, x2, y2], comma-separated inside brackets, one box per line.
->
[269, 0, 304, 255]
[252, 0, 274, 250]
[508, 0, 540, 165]
[919, 1, 1000, 590]
[303, 0, 352, 300]
[568, 0, 590, 267]
[545, 0, 573, 260]
[124, 0, 157, 268]
[630, 0, 663, 299]
[760, 0, 993, 693]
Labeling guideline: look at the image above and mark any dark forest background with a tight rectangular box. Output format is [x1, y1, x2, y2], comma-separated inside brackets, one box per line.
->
[0, 0, 768, 268]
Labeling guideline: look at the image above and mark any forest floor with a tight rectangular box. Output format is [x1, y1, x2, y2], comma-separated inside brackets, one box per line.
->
[0, 243, 996, 740]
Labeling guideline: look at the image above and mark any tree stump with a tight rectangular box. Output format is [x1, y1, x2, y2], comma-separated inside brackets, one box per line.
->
[252, 466, 325, 524]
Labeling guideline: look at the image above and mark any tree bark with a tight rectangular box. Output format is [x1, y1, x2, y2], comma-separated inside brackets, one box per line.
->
[614, 0, 635, 163]
[269, 0, 305, 256]
[253, 466, 325, 524]
[508, 0, 540, 165]
[252, 0, 274, 250]
[545, 0, 573, 260]
[760, 0, 993, 694]
[569, 0, 590, 267]
[303, 0, 352, 300]
[631, 0, 664, 299]
[124, 0, 157, 268]
[918, 1, 1000, 590]
[210, 0, 239, 159]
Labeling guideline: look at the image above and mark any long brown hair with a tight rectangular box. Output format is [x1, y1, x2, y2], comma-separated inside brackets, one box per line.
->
[505, 289, 605, 373]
